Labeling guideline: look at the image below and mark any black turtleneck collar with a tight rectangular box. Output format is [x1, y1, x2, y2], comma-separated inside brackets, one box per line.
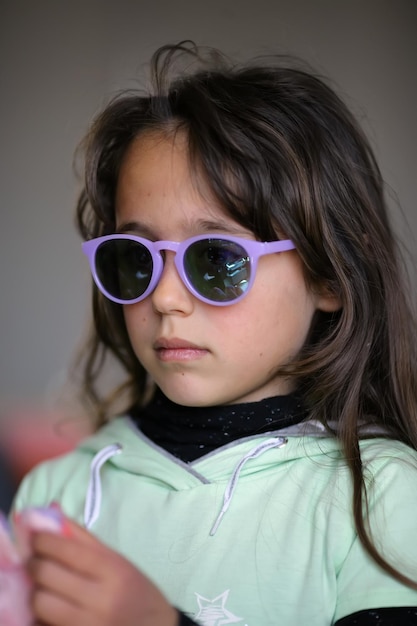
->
[132, 388, 307, 462]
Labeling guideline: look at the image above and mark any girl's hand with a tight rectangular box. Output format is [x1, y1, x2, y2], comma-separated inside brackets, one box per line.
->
[27, 517, 178, 626]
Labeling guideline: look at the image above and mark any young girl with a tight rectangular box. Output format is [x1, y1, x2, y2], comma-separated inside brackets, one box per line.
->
[14, 42, 417, 625]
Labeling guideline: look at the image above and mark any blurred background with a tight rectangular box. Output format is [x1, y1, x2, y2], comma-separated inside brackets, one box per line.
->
[1, 0, 416, 510]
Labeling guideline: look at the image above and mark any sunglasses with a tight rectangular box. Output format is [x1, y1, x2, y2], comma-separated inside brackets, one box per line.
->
[82, 234, 296, 306]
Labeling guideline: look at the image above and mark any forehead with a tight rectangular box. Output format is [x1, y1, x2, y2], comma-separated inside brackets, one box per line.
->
[116, 130, 193, 194]
[115, 131, 249, 237]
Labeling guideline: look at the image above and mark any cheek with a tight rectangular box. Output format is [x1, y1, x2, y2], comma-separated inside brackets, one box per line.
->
[204, 299, 272, 353]
[123, 303, 153, 346]
[233, 276, 317, 353]
[124, 308, 147, 328]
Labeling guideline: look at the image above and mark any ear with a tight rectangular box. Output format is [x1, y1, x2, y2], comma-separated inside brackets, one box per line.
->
[314, 283, 342, 313]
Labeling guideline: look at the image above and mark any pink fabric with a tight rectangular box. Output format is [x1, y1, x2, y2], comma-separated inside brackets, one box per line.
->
[0, 507, 65, 625]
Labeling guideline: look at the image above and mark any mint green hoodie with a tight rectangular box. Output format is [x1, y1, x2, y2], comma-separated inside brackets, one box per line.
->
[14, 418, 417, 625]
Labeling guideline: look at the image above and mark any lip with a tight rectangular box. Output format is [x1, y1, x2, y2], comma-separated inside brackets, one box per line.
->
[154, 337, 208, 362]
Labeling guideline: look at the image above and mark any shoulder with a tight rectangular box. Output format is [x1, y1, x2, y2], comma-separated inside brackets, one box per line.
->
[359, 436, 417, 462]
[359, 437, 417, 497]
[282, 433, 417, 532]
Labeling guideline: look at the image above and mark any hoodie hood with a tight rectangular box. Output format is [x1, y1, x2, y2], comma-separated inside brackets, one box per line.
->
[78, 416, 346, 487]
[78, 416, 349, 533]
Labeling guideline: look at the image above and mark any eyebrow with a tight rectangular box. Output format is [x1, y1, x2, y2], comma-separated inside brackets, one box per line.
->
[116, 221, 155, 238]
[116, 218, 249, 238]
[194, 218, 248, 235]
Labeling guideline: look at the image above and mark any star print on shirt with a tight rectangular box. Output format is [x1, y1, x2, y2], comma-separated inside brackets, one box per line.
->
[194, 590, 243, 626]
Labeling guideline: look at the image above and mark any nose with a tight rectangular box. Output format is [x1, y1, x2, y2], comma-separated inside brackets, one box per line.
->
[151, 251, 194, 315]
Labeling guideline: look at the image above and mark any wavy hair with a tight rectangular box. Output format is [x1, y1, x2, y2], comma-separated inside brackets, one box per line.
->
[75, 42, 417, 588]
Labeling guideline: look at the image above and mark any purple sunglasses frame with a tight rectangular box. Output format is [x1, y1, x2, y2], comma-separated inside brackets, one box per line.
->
[82, 233, 296, 306]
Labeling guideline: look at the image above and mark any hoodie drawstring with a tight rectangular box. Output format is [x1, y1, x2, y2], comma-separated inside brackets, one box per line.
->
[84, 443, 122, 529]
[209, 436, 287, 536]
[83, 437, 287, 534]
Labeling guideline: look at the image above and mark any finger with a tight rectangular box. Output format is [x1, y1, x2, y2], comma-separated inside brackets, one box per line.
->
[31, 531, 105, 579]
[32, 515, 94, 545]
[47, 515, 94, 544]
[28, 555, 92, 605]
[32, 588, 85, 626]
[59, 517, 96, 543]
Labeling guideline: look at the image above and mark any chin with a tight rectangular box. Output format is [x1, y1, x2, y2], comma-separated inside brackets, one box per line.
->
[163, 391, 214, 408]
[156, 381, 221, 408]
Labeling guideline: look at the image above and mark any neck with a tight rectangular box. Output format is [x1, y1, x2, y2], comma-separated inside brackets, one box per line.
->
[132, 388, 307, 462]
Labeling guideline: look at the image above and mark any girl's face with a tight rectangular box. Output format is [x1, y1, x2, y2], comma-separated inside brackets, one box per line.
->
[115, 132, 339, 406]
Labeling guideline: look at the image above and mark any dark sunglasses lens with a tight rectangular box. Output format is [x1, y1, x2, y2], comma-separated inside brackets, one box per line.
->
[95, 239, 153, 301]
[184, 239, 250, 302]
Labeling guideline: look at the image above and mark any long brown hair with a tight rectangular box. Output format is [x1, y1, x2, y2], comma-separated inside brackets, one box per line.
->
[75, 42, 417, 588]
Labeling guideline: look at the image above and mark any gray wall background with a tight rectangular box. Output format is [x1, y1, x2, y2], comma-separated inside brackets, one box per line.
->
[1, 0, 416, 416]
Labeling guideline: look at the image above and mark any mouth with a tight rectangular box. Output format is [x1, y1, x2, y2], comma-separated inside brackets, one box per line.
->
[154, 338, 209, 362]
